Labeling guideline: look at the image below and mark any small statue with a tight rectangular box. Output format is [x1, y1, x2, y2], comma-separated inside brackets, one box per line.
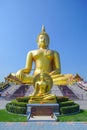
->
[6, 26, 80, 85]
[28, 73, 57, 104]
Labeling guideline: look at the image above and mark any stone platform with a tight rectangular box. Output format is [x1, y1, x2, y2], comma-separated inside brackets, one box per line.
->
[27, 104, 59, 121]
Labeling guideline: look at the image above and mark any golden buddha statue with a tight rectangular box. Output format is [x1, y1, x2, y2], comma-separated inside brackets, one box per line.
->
[6, 25, 78, 85]
[28, 73, 57, 104]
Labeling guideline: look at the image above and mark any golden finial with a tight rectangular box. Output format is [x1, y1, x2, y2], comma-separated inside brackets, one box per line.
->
[42, 25, 45, 32]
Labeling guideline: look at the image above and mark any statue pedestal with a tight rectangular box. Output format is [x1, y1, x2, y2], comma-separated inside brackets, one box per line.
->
[27, 104, 59, 121]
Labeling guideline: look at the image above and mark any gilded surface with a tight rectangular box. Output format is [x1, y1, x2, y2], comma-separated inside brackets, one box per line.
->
[6, 26, 79, 85]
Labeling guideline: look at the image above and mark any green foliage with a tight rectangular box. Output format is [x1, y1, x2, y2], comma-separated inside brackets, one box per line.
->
[60, 103, 80, 115]
[56, 96, 69, 103]
[6, 96, 29, 114]
[59, 100, 75, 107]
[0, 110, 26, 122]
[58, 109, 87, 122]
[6, 103, 27, 114]
[16, 96, 29, 103]
[11, 100, 27, 107]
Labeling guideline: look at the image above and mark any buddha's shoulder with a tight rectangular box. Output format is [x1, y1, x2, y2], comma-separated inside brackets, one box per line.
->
[49, 50, 59, 55]
[27, 50, 37, 54]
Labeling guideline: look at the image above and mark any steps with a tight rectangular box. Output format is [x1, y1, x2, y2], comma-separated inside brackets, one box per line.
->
[68, 83, 87, 100]
[51, 86, 63, 96]
[29, 116, 56, 122]
[25, 86, 34, 96]
[59, 85, 79, 99]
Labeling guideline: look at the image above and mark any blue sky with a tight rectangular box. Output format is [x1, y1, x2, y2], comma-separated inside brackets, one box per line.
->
[0, 0, 87, 81]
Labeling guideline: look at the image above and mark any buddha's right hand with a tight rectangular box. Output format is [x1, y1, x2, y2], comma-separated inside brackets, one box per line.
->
[49, 69, 61, 76]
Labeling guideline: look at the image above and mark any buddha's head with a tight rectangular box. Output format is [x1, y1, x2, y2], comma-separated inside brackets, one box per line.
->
[37, 25, 50, 49]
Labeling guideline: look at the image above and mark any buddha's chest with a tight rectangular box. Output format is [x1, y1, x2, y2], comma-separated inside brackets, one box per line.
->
[33, 50, 54, 60]
[38, 81, 46, 87]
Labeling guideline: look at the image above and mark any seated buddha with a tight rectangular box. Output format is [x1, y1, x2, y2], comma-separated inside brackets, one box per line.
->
[28, 73, 57, 104]
[6, 25, 79, 85]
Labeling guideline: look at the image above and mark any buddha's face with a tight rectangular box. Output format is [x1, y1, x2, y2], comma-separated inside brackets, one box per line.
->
[38, 35, 49, 48]
[40, 74, 44, 81]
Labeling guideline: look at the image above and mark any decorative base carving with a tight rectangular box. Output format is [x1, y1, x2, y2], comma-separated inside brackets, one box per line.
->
[31, 107, 53, 116]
